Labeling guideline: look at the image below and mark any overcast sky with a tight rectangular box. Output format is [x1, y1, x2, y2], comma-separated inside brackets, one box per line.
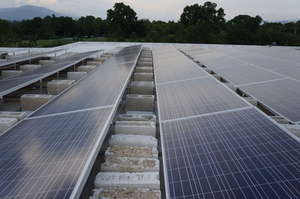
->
[1, 0, 299, 21]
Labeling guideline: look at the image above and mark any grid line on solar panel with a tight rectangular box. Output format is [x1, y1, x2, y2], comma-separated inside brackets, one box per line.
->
[157, 76, 210, 86]
[0, 107, 112, 199]
[27, 104, 114, 120]
[161, 108, 300, 199]
[157, 77, 249, 121]
[210, 64, 285, 86]
[240, 79, 300, 122]
[235, 77, 289, 87]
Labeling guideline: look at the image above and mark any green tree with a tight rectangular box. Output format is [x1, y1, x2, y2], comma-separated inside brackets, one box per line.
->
[106, 2, 138, 38]
[179, 1, 226, 43]
[226, 15, 262, 44]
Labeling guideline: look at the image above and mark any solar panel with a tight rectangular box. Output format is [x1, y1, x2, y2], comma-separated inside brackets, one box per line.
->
[212, 65, 284, 86]
[31, 47, 141, 117]
[0, 107, 112, 199]
[272, 66, 300, 81]
[153, 54, 208, 84]
[157, 77, 249, 121]
[161, 108, 300, 199]
[0, 51, 99, 97]
[0, 49, 64, 68]
[240, 79, 300, 122]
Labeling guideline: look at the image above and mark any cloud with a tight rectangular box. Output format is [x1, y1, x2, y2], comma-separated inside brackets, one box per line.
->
[16, 0, 58, 6]
[1, 0, 300, 21]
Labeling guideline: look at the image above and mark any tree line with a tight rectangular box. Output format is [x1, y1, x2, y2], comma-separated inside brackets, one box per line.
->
[0, 1, 299, 46]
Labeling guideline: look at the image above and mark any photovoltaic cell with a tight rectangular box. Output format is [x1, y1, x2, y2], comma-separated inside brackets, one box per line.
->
[162, 108, 300, 199]
[157, 77, 249, 121]
[240, 79, 300, 122]
[0, 107, 112, 199]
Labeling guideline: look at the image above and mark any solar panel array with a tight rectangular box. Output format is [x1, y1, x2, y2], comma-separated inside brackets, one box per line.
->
[0, 49, 64, 68]
[180, 45, 300, 123]
[0, 45, 142, 199]
[153, 45, 300, 199]
[0, 51, 99, 97]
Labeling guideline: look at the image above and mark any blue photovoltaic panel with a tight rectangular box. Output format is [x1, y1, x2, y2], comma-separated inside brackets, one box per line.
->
[162, 108, 300, 199]
[153, 47, 208, 84]
[0, 107, 112, 199]
[0, 51, 99, 97]
[31, 46, 141, 117]
[240, 79, 300, 122]
[157, 77, 249, 121]
[213, 64, 284, 86]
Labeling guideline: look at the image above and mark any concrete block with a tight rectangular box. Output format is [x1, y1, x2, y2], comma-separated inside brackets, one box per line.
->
[87, 61, 102, 65]
[115, 121, 156, 137]
[91, 188, 161, 199]
[0, 52, 8, 59]
[130, 81, 154, 95]
[109, 135, 157, 148]
[271, 116, 290, 124]
[95, 172, 160, 189]
[21, 94, 53, 111]
[105, 146, 158, 159]
[101, 157, 159, 172]
[1, 70, 23, 78]
[20, 64, 42, 71]
[78, 65, 97, 72]
[0, 111, 27, 120]
[135, 67, 153, 73]
[39, 60, 55, 65]
[102, 53, 113, 57]
[0, 118, 18, 135]
[117, 113, 156, 122]
[125, 94, 155, 112]
[282, 124, 300, 138]
[47, 80, 75, 95]
[137, 62, 153, 67]
[67, 72, 87, 81]
[244, 96, 258, 106]
[134, 73, 153, 81]
[139, 58, 153, 62]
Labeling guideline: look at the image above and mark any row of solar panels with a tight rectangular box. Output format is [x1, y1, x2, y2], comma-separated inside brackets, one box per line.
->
[0, 50, 100, 97]
[180, 45, 300, 123]
[153, 45, 300, 199]
[0, 45, 142, 199]
[0, 49, 65, 68]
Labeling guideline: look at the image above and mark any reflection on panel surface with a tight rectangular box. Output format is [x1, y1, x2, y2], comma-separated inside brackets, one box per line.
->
[213, 64, 283, 86]
[162, 108, 300, 199]
[153, 47, 208, 84]
[157, 77, 248, 121]
[31, 46, 141, 116]
[0, 107, 111, 199]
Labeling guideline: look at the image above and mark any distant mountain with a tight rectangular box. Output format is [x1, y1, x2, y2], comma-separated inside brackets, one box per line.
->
[0, 5, 70, 21]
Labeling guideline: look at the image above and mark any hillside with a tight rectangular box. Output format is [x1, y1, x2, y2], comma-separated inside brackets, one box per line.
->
[0, 5, 65, 21]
